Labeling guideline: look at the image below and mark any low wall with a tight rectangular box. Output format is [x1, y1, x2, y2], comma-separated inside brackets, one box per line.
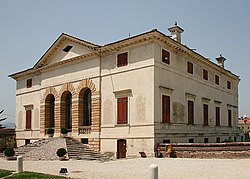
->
[158, 143, 250, 159]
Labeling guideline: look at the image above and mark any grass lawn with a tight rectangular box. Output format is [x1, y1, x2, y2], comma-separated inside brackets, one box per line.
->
[0, 169, 68, 178]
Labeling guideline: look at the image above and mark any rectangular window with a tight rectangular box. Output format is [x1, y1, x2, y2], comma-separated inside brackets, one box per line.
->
[188, 100, 194, 125]
[162, 95, 170, 123]
[215, 75, 219, 85]
[203, 104, 208, 126]
[204, 138, 209, 143]
[26, 78, 32, 88]
[228, 109, 232, 127]
[187, 61, 193, 74]
[26, 110, 32, 129]
[117, 97, 128, 124]
[203, 69, 208, 80]
[216, 106, 220, 126]
[117, 52, 128, 67]
[162, 49, 170, 64]
[227, 81, 231, 89]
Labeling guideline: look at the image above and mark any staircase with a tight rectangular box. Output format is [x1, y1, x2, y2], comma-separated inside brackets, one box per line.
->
[15, 139, 51, 157]
[13, 137, 109, 161]
[66, 137, 109, 161]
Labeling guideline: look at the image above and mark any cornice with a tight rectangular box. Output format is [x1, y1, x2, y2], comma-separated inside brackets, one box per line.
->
[10, 51, 98, 80]
[10, 29, 240, 82]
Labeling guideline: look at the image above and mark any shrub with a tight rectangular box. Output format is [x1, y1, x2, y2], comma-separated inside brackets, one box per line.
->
[56, 148, 67, 157]
[47, 128, 54, 134]
[61, 127, 68, 134]
[4, 148, 15, 157]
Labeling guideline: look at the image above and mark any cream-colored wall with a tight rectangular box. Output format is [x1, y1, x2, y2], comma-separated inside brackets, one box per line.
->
[100, 44, 155, 156]
[153, 43, 240, 143]
[15, 55, 101, 146]
[49, 42, 93, 65]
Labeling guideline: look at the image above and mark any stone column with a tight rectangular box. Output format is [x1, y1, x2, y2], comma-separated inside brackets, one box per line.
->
[54, 99, 61, 136]
[72, 96, 79, 135]
[40, 103, 45, 135]
[89, 92, 101, 151]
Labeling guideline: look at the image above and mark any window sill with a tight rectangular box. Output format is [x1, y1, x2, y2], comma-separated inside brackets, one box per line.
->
[24, 129, 32, 131]
[115, 124, 129, 127]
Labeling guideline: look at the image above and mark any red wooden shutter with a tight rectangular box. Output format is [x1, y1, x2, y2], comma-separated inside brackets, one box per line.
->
[162, 95, 170, 123]
[215, 75, 219, 85]
[26, 110, 31, 129]
[203, 69, 208, 80]
[117, 52, 128, 67]
[117, 97, 128, 124]
[162, 49, 170, 64]
[227, 81, 231, 89]
[228, 109, 232, 127]
[216, 107, 220, 126]
[203, 104, 208, 126]
[26, 79, 32, 88]
[187, 62, 193, 74]
[188, 100, 194, 124]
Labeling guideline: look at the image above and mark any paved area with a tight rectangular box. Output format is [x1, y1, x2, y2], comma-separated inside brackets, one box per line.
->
[0, 157, 250, 179]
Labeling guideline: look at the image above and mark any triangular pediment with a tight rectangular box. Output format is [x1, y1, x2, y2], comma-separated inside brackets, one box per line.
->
[33, 33, 100, 69]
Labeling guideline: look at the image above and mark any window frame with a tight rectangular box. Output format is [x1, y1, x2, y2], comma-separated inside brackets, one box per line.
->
[188, 100, 194, 125]
[203, 69, 208, 80]
[187, 61, 193, 74]
[117, 97, 128, 124]
[26, 109, 32, 129]
[117, 52, 128, 67]
[162, 95, 170, 123]
[228, 109, 232, 127]
[203, 104, 209, 126]
[227, 81, 231, 90]
[26, 78, 32, 88]
[215, 75, 220, 85]
[162, 49, 170, 65]
[215, 106, 220, 126]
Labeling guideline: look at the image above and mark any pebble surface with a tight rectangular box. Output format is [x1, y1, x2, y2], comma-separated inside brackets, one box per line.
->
[0, 157, 250, 179]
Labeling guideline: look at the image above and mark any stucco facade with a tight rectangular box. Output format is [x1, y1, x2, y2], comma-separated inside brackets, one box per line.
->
[10, 25, 241, 158]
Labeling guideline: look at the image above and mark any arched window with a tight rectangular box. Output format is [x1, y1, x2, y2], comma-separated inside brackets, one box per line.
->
[83, 89, 91, 126]
[49, 95, 55, 127]
[65, 92, 72, 129]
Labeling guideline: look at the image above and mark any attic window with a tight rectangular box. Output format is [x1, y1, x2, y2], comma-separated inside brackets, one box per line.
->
[63, 45, 73, 52]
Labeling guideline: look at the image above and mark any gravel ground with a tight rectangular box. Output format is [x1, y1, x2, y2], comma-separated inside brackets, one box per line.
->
[0, 157, 250, 179]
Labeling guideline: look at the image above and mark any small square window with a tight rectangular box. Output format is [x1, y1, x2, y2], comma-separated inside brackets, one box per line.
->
[63, 45, 73, 52]
[117, 52, 128, 67]
[189, 138, 194, 143]
[203, 69, 208, 80]
[187, 61, 193, 74]
[163, 139, 170, 143]
[26, 79, 32, 88]
[162, 49, 170, 64]
[204, 138, 209, 143]
[227, 81, 231, 89]
[81, 138, 88, 144]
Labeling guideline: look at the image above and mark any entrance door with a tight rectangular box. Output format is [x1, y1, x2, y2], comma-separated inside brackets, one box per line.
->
[117, 139, 126, 159]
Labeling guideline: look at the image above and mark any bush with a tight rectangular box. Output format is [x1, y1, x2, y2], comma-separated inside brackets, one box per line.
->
[47, 128, 54, 134]
[56, 148, 67, 157]
[61, 127, 68, 134]
[4, 148, 15, 157]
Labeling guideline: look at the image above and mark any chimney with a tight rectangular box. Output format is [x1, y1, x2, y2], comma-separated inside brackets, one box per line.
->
[168, 22, 184, 43]
[216, 54, 226, 68]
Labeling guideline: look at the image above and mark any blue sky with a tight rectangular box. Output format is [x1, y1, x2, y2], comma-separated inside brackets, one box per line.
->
[0, 0, 250, 124]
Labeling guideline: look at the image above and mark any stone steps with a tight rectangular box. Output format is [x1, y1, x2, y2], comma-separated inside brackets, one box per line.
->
[13, 137, 110, 161]
[65, 137, 109, 161]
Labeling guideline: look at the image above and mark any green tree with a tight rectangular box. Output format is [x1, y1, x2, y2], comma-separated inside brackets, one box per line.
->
[0, 110, 7, 129]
